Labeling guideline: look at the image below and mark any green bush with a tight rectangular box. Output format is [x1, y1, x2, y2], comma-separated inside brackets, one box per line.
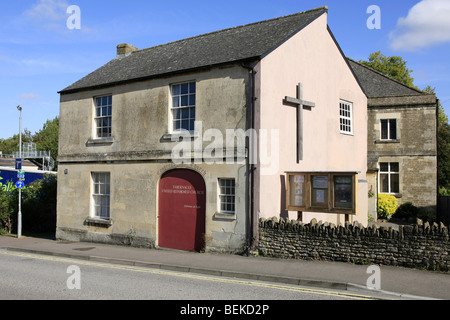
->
[21, 174, 57, 234]
[439, 186, 450, 196]
[0, 175, 57, 235]
[392, 202, 419, 220]
[0, 186, 16, 234]
[377, 194, 398, 220]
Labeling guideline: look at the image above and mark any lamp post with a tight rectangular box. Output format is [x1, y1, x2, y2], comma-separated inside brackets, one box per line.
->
[17, 105, 22, 239]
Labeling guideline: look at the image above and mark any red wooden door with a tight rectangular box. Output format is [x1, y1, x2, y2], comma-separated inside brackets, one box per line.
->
[158, 170, 206, 252]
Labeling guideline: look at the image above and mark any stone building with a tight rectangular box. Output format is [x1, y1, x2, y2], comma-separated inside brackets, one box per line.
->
[348, 59, 438, 218]
[56, 7, 368, 252]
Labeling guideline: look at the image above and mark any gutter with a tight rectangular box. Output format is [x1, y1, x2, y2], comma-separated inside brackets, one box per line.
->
[241, 61, 258, 254]
[58, 58, 261, 95]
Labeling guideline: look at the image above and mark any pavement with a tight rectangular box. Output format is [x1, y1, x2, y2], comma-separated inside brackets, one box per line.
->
[0, 235, 449, 300]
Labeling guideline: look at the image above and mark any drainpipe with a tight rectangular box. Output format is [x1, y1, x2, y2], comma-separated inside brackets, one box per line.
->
[241, 61, 257, 254]
[436, 98, 440, 222]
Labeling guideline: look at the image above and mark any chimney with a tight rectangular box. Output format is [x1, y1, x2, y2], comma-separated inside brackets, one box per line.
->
[117, 43, 139, 57]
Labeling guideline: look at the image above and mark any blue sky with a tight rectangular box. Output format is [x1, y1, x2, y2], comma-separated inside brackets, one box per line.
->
[1, 0, 449, 140]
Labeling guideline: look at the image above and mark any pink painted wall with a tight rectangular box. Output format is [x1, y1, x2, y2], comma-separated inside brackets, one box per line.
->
[256, 12, 368, 226]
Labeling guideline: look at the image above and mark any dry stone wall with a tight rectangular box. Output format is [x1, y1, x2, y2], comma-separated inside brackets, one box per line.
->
[258, 217, 450, 271]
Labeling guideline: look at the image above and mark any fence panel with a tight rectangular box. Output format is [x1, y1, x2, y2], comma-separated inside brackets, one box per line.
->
[438, 196, 450, 226]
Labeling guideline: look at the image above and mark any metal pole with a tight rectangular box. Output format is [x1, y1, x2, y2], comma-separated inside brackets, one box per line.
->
[17, 105, 22, 239]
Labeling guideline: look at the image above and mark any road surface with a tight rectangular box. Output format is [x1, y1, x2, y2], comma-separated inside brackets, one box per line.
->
[0, 249, 378, 302]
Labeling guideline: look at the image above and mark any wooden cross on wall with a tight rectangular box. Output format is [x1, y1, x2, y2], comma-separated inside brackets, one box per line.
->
[283, 83, 316, 163]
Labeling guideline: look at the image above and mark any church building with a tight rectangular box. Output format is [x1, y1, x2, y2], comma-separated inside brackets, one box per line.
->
[56, 6, 368, 252]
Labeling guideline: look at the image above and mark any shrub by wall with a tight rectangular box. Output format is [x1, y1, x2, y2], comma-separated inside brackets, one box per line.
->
[22, 175, 57, 234]
[258, 217, 450, 271]
[0, 174, 57, 235]
[377, 194, 398, 220]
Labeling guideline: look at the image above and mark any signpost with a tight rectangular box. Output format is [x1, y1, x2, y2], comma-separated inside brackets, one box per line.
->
[15, 159, 22, 170]
[17, 171, 25, 180]
[15, 181, 24, 189]
[17, 105, 22, 238]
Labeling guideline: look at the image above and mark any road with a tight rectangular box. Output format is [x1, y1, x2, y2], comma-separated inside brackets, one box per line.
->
[0, 250, 378, 302]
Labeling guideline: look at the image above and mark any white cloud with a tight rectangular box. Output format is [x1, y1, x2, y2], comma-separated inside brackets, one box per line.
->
[21, 0, 97, 37]
[20, 93, 39, 100]
[20, 58, 59, 68]
[25, 0, 69, 22]
[24, 0, 72, 33]
[390, 0, 450, 51]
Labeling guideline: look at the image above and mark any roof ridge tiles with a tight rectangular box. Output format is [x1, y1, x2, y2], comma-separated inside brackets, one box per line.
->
[59, 6, 329, 94]
[133, 6, 329, 56]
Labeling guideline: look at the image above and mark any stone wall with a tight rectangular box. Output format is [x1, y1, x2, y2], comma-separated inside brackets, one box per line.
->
[258, 217, 450, 271]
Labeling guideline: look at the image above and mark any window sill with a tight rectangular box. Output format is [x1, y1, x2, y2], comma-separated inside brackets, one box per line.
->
[84, 217, 112, 228]
[213, 212, 236, 221]
[86, 137, 115, 146]
[375, 139, 400, 144]
[161, 132, 199, 142]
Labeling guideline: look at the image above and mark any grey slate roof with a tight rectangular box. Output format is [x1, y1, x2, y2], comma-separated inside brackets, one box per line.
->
[347, 58, 423, 98]
[59, 7, 328, 94]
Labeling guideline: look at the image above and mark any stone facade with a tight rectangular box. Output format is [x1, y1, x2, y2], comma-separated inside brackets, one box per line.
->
[259, 217, 450, 271]
[57, 64, 250, 252]
[367, 94, 438, 216]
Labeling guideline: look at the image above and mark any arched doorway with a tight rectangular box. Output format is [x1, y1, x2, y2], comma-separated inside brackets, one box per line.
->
[158, 169, 206, 252]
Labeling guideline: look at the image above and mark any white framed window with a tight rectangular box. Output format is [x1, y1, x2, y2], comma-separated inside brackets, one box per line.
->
[171, 82, 196, 133]
[94, 95, 112, 139]
[379, 162, 399, 194]
[92, 172, 110, 220]
[380, 119, 397, 140]
[218, 179, 235, 214]
[339, 100, 353, 135]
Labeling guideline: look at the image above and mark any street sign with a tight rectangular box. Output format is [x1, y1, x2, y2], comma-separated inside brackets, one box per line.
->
[15, 181, 25, 189]
[17, 173, 25, 179]
[15, 159, 22, 170]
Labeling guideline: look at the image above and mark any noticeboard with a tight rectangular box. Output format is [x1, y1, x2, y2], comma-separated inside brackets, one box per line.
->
[286, 172, 357, 215]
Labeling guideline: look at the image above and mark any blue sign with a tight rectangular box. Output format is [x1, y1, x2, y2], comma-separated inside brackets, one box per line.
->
[15, 181, 25, 189]
[0, 169, 47, 192]
[15, 159, 22, 170]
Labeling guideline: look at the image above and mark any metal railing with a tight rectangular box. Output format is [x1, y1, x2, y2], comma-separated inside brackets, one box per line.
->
[0, 143, 55, 171]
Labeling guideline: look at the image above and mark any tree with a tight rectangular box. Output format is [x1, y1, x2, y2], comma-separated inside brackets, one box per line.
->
[423, 86, 450, 191]
[359, 51, 417, 89]
[32, 117, 59, 167]
[0, 130, 33, 155]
